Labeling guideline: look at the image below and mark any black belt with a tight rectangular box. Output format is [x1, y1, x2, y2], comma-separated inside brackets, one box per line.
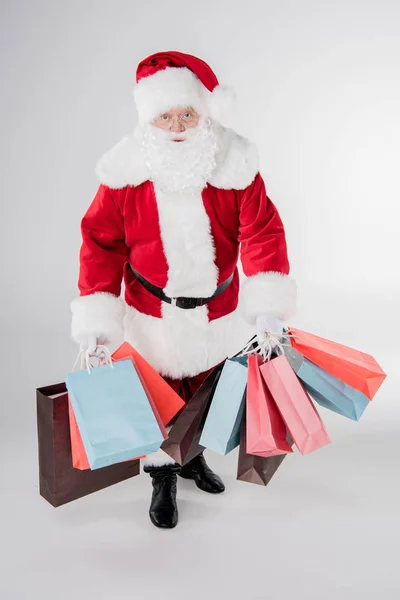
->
[130, 266, 233, 310]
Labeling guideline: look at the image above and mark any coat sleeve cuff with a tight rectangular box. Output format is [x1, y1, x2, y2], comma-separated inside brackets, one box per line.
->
[70, 292, 125, 344]
[239, 272, 297, 325]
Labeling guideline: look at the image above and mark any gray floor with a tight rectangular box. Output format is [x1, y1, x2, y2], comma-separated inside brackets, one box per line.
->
[1, 334, 399, 600]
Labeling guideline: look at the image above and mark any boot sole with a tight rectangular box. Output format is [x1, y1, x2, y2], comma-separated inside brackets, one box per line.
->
[149, 514, 178, 528]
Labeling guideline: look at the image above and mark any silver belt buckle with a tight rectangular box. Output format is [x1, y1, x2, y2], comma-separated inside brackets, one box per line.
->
[171, 297, 178, 307]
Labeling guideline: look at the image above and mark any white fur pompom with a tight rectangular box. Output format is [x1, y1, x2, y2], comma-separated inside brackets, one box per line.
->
[207, 84, 236, 125]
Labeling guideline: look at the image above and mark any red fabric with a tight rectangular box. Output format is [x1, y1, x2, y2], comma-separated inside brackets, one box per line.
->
[136, 51, 219, 91]
[238, 174, 290, 277]
[163, 366, 216, 404]
[78, 173, 290, 322]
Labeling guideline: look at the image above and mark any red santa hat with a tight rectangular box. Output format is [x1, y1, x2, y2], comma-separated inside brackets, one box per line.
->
[133, 51, 235, 125]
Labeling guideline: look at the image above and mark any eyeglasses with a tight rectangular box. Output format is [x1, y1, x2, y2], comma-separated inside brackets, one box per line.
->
[153, 109, 200, 129]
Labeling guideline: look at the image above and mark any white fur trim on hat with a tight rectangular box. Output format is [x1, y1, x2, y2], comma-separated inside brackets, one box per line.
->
[207, 84, 236, 125]
[239, 272, 297, 325]
[134, 67, 208, 124]
[70, 292, 126, 345]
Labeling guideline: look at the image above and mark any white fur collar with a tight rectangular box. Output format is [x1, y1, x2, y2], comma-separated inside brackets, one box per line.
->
[95, 125, 258, 191]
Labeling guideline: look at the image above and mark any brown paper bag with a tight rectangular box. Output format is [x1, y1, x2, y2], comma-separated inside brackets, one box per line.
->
[161, 364, 223, 466]
[37, 383, 140, 507]
[237, 410, 292, 486]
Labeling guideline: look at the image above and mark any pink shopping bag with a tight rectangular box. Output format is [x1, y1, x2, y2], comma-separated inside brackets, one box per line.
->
[246, 354, 292, 457]
[260, 354, 331, 455]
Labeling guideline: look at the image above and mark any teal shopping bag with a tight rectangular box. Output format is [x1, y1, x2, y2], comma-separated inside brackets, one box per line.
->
[66, 360, 165, 469]
[199, 358, 247, 455]
[284, 345, 369, 421]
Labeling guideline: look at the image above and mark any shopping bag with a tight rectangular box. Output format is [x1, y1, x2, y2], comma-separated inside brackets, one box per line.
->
[288, 327, 386, 400]
[237, 409, 291, 486]
[69, 343, 177, 470]
[260, 355, 331, 455]
[68, 398, 90, 470]
[161, 364, 224, 466]
[247, 354, 293, 456]
[284, 344, 369, 421]
[36, 383, 139, 507]
[66, 360, 166, 470]
[68, 398, 145, 471]
[199, 358, 247, 455]
[112, 342, 185, 425]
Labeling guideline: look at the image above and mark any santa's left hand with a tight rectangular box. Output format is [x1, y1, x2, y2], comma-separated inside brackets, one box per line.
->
[256, 313, 285, 348]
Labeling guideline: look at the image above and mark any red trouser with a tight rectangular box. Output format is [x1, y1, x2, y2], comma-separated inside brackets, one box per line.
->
[163, 366, 216, 403]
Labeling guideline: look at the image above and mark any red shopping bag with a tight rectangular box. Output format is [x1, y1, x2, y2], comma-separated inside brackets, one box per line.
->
[68, 398, 90, 470]
[113, 343, 185, 425]
[260, 355, 331, 455]
[288, 328, 386, 400]
[246, 354, 293, 457]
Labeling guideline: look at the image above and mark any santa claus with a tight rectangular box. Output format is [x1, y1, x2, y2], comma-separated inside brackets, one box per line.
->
[70, 51, 297, 528]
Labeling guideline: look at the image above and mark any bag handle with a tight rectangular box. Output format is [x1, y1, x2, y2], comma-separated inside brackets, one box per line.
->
[237, 330, 300, 362]
[72, 345, 114, 374]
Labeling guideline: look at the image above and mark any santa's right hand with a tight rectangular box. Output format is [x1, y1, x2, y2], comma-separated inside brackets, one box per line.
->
[79, 335, 98, 355]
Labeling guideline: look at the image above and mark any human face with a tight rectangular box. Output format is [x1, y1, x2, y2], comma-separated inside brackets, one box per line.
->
[151, 106, 200, 141]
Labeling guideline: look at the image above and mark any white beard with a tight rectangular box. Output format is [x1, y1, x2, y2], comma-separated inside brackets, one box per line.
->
[135, 117, 218, 193]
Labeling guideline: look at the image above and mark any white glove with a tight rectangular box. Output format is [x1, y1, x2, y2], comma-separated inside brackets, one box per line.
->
[77, 335, 112, 372]
[256, 313, 285, 347]
[79, 335, 98, 355]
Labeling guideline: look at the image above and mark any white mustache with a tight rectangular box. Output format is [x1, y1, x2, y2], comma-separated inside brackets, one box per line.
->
[150, 127, 199, 143]
[136, 119, 218, 193]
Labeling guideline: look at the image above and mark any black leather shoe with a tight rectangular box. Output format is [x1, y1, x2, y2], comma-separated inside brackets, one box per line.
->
[180, 453, 225, 494]
[144, 464, 181, 529]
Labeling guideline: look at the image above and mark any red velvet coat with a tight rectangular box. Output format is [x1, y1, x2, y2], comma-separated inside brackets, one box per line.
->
[71, 126, 296, 379]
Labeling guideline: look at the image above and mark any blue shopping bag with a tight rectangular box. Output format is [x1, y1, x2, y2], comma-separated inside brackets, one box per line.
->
[199, 357, 247, 455]
[66, 360, 165, 469]
[284, 345, 369, 421]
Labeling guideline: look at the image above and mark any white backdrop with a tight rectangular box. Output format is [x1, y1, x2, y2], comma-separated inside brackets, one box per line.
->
[1, 1, 400, 599]
[1, 0, 399, 351]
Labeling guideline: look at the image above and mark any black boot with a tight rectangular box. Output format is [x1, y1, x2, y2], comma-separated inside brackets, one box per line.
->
[179, 453, 225, 494]
[143, 463, 181, 529]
